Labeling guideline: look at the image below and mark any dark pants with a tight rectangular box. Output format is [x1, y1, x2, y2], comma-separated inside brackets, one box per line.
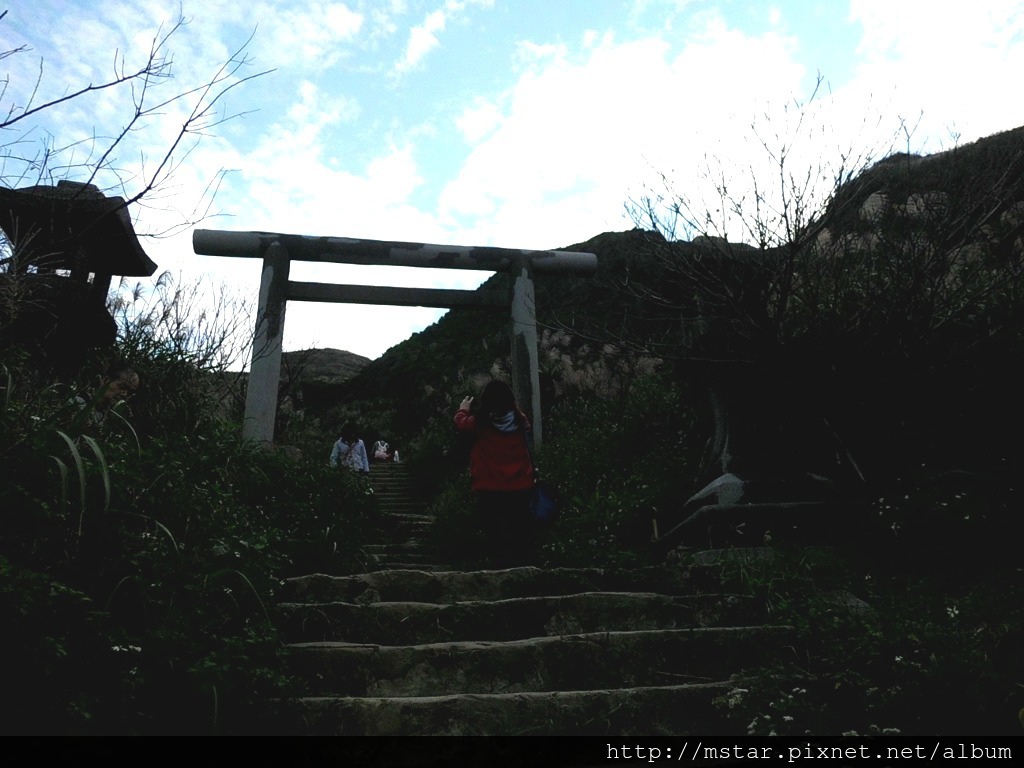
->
[474, 489, 535, 568]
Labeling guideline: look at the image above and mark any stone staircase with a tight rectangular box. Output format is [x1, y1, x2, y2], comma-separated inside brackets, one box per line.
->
[362, 461, 440, 570]
[270, 464, 797, 735]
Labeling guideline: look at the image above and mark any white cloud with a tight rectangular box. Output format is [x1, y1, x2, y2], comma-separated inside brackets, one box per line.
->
[438, 18, 805, 242]
[286, 80, 360, 127]
[211, 94, 438, 242]
[455, 100, 504, 143]
[365, 145, 425, 202]
[398, 8, 448, 73]
[847, 0, 1024, 146]
[393, 0, 494, 75]
[512, 39, 569, 68]
[258, 1, 363, 66]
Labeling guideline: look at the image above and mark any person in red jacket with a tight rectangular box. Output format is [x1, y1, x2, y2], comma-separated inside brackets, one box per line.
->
[455, 379, 535, 567]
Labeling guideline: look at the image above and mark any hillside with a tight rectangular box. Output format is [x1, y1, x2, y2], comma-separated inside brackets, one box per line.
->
[282, 347, 370, 382]
[323, 125, 1024, 425]
[318, 227, 673, 439]
[255, 347, 371, 414]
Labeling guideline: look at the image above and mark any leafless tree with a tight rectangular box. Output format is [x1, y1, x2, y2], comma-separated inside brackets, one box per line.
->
[621, 79, 1024, 367]
[110, 270, 253, 373]
[0, 8, 270, 374]
[0, 7, 271, 253]
[609, 81, 1024, 497]
[621, 79, 908, 358]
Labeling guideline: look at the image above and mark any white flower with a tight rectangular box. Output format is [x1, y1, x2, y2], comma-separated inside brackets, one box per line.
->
[726, 688, 748, 708]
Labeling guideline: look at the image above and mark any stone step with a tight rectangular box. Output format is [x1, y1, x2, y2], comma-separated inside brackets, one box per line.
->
[365, 536, 433, 549]
[369, 486, 414, 496]
[362, 556, 440, 571]
[374, 496, 417, 504]
[274, 681, 740, 735]
[271, 548, 790, 735]
[380, 514, 436, 528]
[363, 557, 441, 571]
[375, 519, 425, 531]
[374, 514, 430, 528]
[364, 541, 432, 554]
[376, 506, 424, 517]
[280, 565, 718, 604]
[372, 521, 424, 532]
[373, 523, 433, 539]
[287, 625, 796, 697]
[276, 591, 760, 644]
[369, 470, 411, 482]
[368, 563, 451, 572]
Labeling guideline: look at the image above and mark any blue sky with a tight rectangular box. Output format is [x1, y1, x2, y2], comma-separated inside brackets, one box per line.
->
[2, 1, 1023, 362]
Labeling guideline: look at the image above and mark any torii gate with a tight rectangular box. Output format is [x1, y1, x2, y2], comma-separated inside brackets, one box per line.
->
[192, 229, 597, 448]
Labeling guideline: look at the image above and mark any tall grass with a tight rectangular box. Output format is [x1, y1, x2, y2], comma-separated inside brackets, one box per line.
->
[0, 273, 378, 734]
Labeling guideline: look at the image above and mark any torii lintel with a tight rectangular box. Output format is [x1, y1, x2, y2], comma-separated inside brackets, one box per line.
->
[192, 228, 597, 449]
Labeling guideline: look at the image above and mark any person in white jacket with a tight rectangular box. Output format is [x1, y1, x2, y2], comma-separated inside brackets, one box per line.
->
[329, 423, 369, 473]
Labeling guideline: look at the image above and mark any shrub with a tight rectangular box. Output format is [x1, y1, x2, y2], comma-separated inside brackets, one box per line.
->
[0, 276, 378, 734]
[536, 371, 703, 567]
[709, 543, 1024, 736]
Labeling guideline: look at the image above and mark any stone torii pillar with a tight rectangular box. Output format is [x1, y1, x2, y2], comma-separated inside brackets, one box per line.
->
[193, 229, 597, 447]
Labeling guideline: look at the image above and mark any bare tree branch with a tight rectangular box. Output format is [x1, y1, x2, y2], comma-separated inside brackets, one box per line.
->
[1, 10, 272, 247]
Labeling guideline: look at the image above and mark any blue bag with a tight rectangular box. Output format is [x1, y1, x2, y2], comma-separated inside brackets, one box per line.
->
[530, 481, 559, 524]
[520, 423, 559, 524]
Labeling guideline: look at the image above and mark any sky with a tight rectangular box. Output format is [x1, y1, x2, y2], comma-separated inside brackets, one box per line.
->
[2, 0, 1023, 363]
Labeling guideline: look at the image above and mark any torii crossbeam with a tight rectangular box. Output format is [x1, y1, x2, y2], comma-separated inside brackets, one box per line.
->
[193, 229, 597, 448]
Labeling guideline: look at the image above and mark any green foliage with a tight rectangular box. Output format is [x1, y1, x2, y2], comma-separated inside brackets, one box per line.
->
[626, 125, 1024, 489]
[543, 486, 651, 568]
[710, 544, 1024, 736]
[539, 371, 702, 567]
[0, 287, 378, 733]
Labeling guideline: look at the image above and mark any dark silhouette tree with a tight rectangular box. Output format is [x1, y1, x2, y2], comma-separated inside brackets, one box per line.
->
[610, 84, 1024, 538]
